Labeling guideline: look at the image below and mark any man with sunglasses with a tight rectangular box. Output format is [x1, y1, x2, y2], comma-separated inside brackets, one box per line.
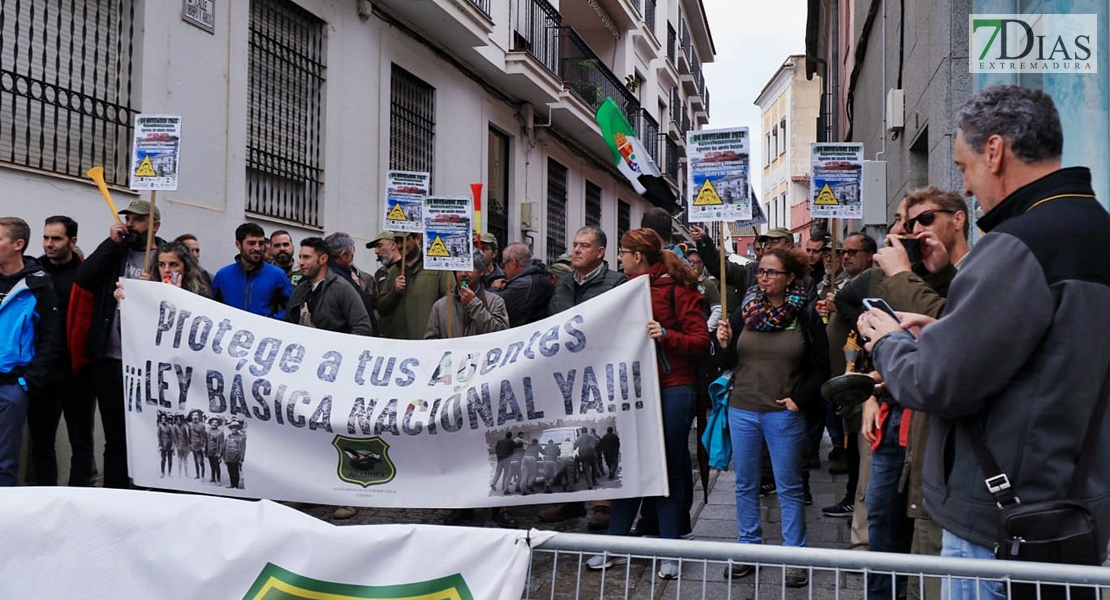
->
[859, 86, 1110, 599]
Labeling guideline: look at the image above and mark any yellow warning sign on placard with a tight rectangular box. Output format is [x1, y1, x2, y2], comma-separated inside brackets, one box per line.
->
[814, 183, 839, 205]
[387, 204, 407, 221]
[693, 179, 723, 206]
[427, 236, 451, 257]
[134, 156, 157, 178]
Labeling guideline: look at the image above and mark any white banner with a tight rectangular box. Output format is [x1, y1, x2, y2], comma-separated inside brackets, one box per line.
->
[119, 277, 666, 507]
[0, 488, 548, 600]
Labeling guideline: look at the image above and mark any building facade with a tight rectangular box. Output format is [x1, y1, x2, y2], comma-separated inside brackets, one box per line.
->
[0, 0, 714, 269]
[754, 55, 822, 243]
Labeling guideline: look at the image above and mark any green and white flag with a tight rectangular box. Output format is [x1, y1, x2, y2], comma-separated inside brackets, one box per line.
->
[595, 98, 675, 207]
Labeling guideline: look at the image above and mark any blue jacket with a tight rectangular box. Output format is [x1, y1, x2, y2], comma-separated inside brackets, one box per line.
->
[211, 260, 292, 319]
[0, 258, 60, 392]
[701, 370, 732, 470]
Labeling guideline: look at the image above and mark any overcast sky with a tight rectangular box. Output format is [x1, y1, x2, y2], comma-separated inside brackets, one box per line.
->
[701, 0, 809, 194]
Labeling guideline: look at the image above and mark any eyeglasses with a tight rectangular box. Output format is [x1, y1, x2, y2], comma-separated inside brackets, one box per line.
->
[904, 209, 956, 232]
[840, 249, 869, 257]
[756, 268, 786, 278]
[616, 249, 632, 256]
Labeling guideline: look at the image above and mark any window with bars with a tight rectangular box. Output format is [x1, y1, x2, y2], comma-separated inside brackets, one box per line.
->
[246, 0, 326, 227]
[546, 158, 567, 264]
[390, 65, 436, 176]
[618, 199, 630, 244]
[584, 180, 601, 228]
[0, 0, 137, 186]
[487, 127, 509, 252]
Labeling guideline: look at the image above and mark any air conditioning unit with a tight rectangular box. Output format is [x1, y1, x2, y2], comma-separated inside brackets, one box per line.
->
[886, 89, 905, 132]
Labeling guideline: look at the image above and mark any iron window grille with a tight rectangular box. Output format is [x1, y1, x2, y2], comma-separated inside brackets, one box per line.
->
[546, 158, 567, 264]
[617, 199, 630, 244]
[246, 0, 326, 227]
[644, 0, 656, 34]
[389, 64, 436, 178]
[487, 127, 510, 253]
[584, 180, 601, 228]
[0, 0, 137, 186]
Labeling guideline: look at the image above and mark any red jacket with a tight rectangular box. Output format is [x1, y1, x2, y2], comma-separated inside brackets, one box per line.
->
[638, 263, 710, 388]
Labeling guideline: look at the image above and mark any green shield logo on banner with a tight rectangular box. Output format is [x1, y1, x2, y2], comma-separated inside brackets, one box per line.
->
[332, 435, 396, 487]
[242, 562, 475, 600]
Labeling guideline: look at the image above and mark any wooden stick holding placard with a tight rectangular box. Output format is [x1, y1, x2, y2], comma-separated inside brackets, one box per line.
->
[143, 191, 157, 276]
[719, 221, 728, 318]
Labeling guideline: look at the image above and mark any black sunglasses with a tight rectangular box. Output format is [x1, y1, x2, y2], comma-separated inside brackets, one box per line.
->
[905, 209, 956, 232]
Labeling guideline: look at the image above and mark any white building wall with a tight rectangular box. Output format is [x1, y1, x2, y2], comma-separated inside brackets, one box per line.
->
[3, 0, 707, 270]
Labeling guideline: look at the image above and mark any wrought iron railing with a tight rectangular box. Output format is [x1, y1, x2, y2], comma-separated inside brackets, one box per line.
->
[670, 87, 681, 125]
[664, 137, 680, 182]
[512, 0, 562, 76]
[680, 18, 692, 63]
[0, 0, 137, 186]
[560, 27, 639, 120]
[644, 0, 657, 35]
[681, 112, 690, 137]
[637, 109, 660, 164]
[703, 86, 710, 116]
[667, 23, 676, 64]
[468, 0, 490, 16]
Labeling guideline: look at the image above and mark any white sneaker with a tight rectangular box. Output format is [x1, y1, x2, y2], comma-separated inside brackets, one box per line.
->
[586, 553, 628, 570]
[658, 560, 680, 580]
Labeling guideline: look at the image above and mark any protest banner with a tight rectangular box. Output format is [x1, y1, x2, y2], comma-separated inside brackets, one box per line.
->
[130, 115, 182, 191]
[810, 143, 865, 219]
[0, 488, 546, 600]
[686, 128, 752, 222]
[118, 277, 667, 508]
[422, 196, 474, 271]
[383, 170, 430, 233]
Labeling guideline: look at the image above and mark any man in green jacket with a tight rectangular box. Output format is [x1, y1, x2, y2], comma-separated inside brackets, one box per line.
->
[285, 237, 373, 336]
[377, 232, 447, 340]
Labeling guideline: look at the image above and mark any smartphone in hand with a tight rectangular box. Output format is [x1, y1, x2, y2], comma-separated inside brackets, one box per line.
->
[899, 237, 923, 264]
[863, 297, 901, 323]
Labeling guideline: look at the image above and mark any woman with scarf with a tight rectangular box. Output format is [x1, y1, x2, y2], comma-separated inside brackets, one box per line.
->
[713, 247, 829, 588]
[585, 229, 709, 580]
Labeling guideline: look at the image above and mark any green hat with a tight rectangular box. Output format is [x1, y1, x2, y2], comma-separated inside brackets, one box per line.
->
[549, 262, 573, 279]
[758, 227, 793, 243]
[555, 253, 572, 266]
[478, 231, 498, 247]
[366, 230, 402, 248]
[119, 199, 161, 221]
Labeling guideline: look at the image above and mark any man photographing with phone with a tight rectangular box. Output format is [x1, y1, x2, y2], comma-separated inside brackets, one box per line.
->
[858, 85, 1110, 599]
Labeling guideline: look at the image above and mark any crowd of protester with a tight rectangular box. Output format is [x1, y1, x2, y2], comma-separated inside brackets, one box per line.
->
[0, 84, 1105, 592]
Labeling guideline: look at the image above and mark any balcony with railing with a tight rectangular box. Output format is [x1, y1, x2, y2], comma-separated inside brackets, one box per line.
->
[636, 109, 660, 165]
[511, 0, 563, 76]
[560, 27, 639, 122]
[643, 0, 657, 35]
[667, 23, 676, 64]
[677, 19, 691, 73]
[375, 0, 493, 52]
[468, 0, 490, 15]
[664, 137, 680, 183]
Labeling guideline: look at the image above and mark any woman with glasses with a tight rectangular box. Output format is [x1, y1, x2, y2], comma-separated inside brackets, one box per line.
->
[586, 228, 710, 580]
[713, 247, 829, 588]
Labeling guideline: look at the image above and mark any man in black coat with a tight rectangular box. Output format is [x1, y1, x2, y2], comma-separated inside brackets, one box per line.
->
[494, 242, 554, 327]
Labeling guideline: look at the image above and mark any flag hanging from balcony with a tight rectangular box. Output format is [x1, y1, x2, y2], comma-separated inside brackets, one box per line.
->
[596, 98, 676, 208]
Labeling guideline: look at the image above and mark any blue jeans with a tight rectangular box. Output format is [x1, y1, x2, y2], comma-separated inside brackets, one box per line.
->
[0, 382, 31, 486]
[866, 409, 914, 599]
[610, 385, 695, 539]
[728, 407, 807, 547]
[941, 530, 1005, 600]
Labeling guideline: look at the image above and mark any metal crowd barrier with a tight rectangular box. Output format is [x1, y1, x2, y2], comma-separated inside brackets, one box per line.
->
[526, 532, 1110, 599]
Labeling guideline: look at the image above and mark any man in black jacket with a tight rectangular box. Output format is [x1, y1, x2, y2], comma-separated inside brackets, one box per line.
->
[495, 242, 553, 327]
[0, 217, 60, 487]
[28, 215, 96, 486]
[72, 200, 165, 488]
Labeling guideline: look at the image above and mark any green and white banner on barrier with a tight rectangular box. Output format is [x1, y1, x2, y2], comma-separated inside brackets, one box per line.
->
[117, 277, 666, 507]
[0, 488, 548, 599]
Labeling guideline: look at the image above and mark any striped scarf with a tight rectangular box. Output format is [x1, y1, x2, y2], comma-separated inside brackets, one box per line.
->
[741, 282, 807, 332]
